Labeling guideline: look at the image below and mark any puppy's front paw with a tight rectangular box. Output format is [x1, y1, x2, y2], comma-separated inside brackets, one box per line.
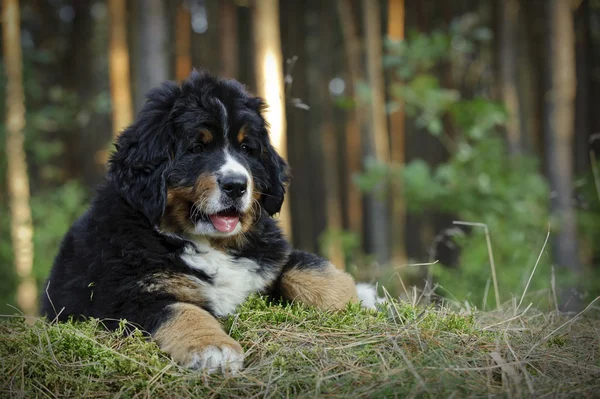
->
[153, 303, 245, 375]
[186, 342, 244, 375]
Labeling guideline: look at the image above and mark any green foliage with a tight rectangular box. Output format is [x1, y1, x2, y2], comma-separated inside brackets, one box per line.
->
[356, 17, 554, 309]
[30, 181, 89, 284]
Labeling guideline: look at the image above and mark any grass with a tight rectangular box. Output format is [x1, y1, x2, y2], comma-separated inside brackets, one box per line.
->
[1, 294, 599, 398]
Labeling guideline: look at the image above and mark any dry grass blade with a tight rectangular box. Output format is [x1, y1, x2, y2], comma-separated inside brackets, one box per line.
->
[453, 221, 500, 310]
[1, 294, 598, 397]
[517, 227, 550, 313]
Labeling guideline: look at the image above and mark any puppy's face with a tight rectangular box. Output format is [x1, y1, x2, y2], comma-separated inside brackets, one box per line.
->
[163, 123, 262, 237]
[108, 71, 289, 240]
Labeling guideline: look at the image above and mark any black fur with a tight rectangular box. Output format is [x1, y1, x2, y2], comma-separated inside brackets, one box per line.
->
[41, 70, 328, 337]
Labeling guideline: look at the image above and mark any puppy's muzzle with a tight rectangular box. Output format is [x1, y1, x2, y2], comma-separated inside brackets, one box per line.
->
[218, 174, 248, 200]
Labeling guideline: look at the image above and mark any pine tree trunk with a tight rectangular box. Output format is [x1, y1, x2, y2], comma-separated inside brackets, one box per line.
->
[544, 0, 581, 311]
[131, 0, 170, 113]
[574, 0, 591, 177]
[252, 0, 292, 240]
[336, 0, 364, 241]
[499, 0, 523, 154]
[3, 0, 37, 316]
[363, 0, 390, 264]
[175, 2, 192, 81]
[387, 0, 407, 266]
[108, 0, 134, 138]
[305, 0, 345, 269]
[219, 0, 238, 79]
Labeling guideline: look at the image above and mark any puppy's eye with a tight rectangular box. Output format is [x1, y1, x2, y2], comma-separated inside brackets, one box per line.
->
[190, 143, 205, 154]
[241, 143, 252, 155]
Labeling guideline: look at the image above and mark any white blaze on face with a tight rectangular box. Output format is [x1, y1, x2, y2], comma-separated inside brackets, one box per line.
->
[219, 150, 252, 211]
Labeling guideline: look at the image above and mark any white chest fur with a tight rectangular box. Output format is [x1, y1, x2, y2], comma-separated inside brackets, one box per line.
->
[180, 239, 273, 316]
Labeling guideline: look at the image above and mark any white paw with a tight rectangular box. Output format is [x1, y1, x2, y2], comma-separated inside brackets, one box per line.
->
[356, 283, 385, 309]
[187, 345, 244, 375]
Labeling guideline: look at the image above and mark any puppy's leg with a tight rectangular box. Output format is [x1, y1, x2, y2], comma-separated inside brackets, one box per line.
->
[275, 250, 358, 310]
[153, 302, 243, 374]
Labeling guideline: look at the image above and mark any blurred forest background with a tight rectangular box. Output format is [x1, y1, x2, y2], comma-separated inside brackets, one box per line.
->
[1, 0, 599, 316]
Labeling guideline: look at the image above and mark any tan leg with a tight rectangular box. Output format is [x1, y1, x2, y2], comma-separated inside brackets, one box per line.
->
[280, 263, 359, 310]
[153, 302, 244, 374]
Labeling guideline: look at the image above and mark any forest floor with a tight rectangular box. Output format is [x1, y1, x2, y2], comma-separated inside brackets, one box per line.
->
[1, 294, 599, 398]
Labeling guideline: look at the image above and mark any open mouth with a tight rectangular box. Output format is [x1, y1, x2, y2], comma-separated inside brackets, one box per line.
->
[191, 205, 241, 234]
[208, 207, 240, 233]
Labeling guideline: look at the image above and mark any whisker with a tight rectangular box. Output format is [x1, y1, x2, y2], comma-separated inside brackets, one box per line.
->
[253, 190, 278, 199]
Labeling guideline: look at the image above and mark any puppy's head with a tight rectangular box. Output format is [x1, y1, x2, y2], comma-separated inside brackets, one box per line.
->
[108, 70, 289, 238]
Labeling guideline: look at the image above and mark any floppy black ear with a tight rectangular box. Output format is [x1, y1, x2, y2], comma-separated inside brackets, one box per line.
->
[262, 145, 291, 217]
[108, 81, 180, 225]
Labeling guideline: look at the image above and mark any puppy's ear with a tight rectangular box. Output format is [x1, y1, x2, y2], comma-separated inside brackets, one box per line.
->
[263, 142, 291, 217]
[108, 81, 180, 225]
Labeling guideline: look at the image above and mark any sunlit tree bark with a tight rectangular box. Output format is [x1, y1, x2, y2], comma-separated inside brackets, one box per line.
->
[499, 0, 522, 154]
[175, 2, 192, 81]
[3, 0, 37, 316]
[252, 0, 291, 239]
[387, 0, 407, 266]
[108, 0, 133, 138]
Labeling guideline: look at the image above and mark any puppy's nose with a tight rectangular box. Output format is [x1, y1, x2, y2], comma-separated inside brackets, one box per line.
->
[219, 175, 248, 200]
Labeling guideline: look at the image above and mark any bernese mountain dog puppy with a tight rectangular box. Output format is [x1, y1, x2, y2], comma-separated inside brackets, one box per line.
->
[41, 70, 359, 375]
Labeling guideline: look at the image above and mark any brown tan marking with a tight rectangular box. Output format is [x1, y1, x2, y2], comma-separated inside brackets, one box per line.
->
[160, 173, 218, 233]
[199, 129, 213, 144]
[161, 172, 258, 243]
[140, 273, 206, 308]
[153, 302, 243, 368]
[236, 125, 247, 144]
[280, 264, 359, 310]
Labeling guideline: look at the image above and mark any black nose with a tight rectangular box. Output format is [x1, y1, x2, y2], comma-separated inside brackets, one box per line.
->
[219, 175, 248, 200]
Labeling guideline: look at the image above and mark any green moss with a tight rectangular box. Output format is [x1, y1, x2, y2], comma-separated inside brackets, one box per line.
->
[1, 296, 598, 398]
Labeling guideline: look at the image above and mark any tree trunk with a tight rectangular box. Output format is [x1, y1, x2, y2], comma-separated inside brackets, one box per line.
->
[363, 0, 391, 264]
[3, 0, 37, 316]
[108, 0, 134, 138]
[387, 0, 407, 266]
[252, 0, 292, 240]
[544, 0, 581, 311]
[175, 2, 192, 81]
[279, 0, 313, 251]
[219, 0, 238, 79]
[306, 0, 345, 269]
[132, 0, 170, 113]
[499, 0, 523, 154]
[574, 0, 591, 177]
[336, 0, 364, 241]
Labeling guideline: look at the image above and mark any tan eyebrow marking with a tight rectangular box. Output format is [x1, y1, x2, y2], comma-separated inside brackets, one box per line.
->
[237, 125, 247, 144]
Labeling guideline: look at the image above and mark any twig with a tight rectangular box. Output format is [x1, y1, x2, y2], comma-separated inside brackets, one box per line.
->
[400, 260, 439, 268]
[284, 56, 310, 110]
[453, 221, 500, 310]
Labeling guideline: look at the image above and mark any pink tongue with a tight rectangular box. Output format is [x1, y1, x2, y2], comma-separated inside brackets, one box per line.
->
[209, 214, 240, 233]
